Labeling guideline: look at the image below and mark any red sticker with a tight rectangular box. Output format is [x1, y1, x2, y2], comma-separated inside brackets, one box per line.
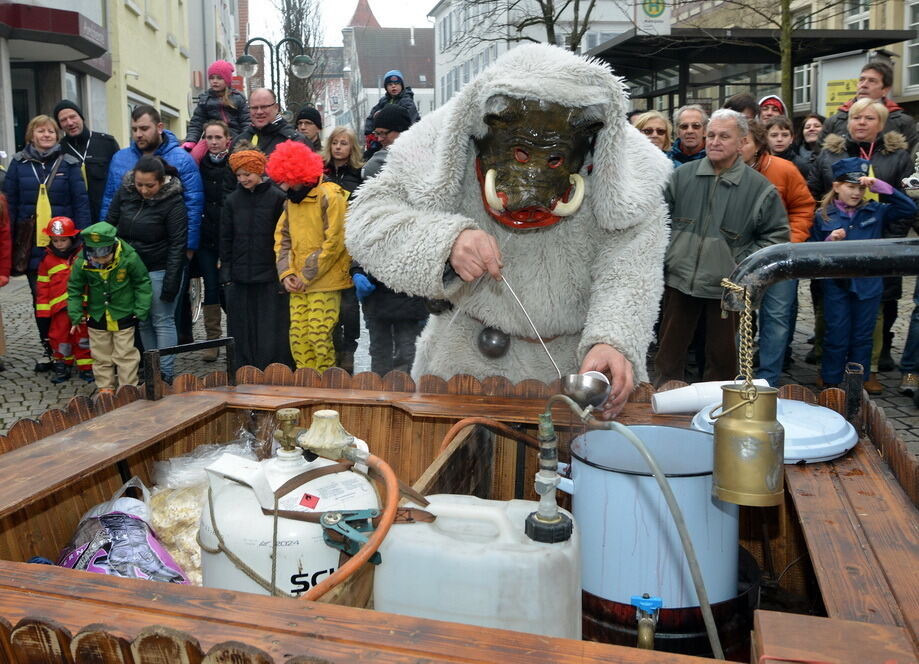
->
[299, 493, 320, 509]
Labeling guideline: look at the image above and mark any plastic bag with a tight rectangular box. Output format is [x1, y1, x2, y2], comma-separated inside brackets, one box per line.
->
[150, 438, 259, 585]
[57, 476, 189, 584]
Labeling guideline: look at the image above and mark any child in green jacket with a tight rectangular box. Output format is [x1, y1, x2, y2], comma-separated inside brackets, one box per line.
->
[68, 222, 152, 392]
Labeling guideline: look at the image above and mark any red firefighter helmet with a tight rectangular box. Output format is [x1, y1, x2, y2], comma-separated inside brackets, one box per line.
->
[43, 216, 80, 238]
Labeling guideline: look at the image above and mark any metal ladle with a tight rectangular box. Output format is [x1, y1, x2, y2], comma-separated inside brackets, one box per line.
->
[501, 276, 611, 409]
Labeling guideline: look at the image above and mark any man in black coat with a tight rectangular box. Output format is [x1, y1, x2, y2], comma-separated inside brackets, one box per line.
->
[234, 88, 306, 157]
[54, 100, 120, 223]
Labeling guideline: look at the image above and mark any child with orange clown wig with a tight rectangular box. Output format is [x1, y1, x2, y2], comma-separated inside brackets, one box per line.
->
[268, 140, 351, 371]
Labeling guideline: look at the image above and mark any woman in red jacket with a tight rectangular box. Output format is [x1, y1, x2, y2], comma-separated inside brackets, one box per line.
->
[741, 121, 816, 386]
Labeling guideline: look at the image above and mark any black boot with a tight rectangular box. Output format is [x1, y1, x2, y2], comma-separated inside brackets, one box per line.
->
[34, 339, 54, 372]
[50, 362, 71, 384]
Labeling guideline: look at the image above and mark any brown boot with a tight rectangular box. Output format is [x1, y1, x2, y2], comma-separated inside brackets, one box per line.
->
[202, 304, 222, 362]
[863, 376, 884, 395]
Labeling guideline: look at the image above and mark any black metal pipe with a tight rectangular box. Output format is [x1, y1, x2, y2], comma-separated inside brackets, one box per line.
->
[722, 238, 919, 311]
[143, 337, 236, 400]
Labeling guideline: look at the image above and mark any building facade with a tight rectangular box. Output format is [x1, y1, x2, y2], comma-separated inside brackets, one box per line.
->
[337, 1, 434, 136]
[187, 0, 239, 100]
[427, 0, 633, 109]
[0, 1, 110, 156]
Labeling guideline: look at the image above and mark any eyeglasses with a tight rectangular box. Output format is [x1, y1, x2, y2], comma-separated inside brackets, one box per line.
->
[678, 122, 703, 130]
[250, 104, 277, 113]
[373, 129, 392, 138]
[641, 128, 668, 136]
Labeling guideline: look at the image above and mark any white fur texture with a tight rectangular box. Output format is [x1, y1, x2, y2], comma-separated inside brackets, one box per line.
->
[346, 44, 671, 384]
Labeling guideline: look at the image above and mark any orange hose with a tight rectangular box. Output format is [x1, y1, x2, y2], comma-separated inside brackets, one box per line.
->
[437, 417, 540, 455]
[304, 452, 399, 601]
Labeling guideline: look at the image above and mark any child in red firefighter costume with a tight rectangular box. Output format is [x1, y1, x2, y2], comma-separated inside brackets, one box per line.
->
[36, 216, 93, 383]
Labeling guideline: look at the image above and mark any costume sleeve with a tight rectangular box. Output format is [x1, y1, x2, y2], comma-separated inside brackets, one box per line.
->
[345, 119, 481, 300]
[184, 98, 208, 143]
[67, 261, 86, 324]
[129, 253, 154, 320]
[35, 257, 52, 317]
[274, 202, 293, 280]
[301, 188, 347, 284]
[783, 168, 816, 243]
[577, 205, 669, 384]
[161, 198, 189, 301]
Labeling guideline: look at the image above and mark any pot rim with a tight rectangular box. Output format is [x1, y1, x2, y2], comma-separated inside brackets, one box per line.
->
[571, 426, 714, 478]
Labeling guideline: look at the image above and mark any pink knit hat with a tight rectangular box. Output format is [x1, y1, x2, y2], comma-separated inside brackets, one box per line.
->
[207, 60, 234, 85]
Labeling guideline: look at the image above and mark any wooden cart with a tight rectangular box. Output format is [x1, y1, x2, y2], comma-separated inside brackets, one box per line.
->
[0, 366, 916, 663]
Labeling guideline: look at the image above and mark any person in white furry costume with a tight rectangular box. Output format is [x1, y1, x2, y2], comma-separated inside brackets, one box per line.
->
[346, 44, 671, 416]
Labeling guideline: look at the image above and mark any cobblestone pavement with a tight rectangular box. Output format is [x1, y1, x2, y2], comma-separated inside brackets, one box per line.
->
[2, 274, 917, 457]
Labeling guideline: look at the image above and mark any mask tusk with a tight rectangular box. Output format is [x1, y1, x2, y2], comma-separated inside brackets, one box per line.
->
[552, 174, 585, 217]
[484, 168, 505, 212]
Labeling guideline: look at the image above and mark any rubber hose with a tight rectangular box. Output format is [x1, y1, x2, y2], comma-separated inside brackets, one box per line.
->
[437, 417, 540, 455]
[303, 452, 399, 601]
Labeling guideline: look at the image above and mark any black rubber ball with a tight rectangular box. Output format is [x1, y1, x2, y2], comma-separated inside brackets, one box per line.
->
[477, 327, 510, 358]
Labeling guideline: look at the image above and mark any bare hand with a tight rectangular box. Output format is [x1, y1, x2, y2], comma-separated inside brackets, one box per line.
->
[69, 325, 80, 335]
[579, 343, 634, 419]
[449, 229, 503, 282]
[858, 176, 876, 188]
[0, 275, 8, 288]
[283, 274, 306, 293]
[827, 228, 846, 241]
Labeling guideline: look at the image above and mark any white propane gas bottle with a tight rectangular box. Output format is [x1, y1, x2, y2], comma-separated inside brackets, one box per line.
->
[373, 494, 581, 639]
[198, 444, 378, 597]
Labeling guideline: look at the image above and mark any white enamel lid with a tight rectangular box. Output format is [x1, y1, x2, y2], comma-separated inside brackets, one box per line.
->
[691, 398, 857, 464]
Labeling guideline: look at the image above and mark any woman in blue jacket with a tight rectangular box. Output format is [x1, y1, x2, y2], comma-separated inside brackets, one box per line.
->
[2, 114, 90, 368]
[811, 157, 917, 388]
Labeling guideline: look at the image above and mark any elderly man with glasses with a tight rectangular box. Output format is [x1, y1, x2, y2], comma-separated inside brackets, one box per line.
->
[234, 88, 306, 157]
[667, 104, 708, 167]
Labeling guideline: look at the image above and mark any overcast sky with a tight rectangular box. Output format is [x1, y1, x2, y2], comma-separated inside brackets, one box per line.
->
[249, 0, 436, 46]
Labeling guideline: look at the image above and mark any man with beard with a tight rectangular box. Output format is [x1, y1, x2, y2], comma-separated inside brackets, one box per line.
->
[53, 100, 119, 223]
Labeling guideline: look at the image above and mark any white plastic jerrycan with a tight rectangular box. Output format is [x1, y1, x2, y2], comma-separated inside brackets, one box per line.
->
[373, 494, 581, 639]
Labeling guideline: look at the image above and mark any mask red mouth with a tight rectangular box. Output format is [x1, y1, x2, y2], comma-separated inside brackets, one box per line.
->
[475, 160, 567, 229]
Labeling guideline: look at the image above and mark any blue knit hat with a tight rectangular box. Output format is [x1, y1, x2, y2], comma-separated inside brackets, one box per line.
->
[384, 70, 404, 87]
[831, 157, 870, 184]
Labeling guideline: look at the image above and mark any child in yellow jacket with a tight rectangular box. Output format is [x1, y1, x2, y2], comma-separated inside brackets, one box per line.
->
[268, 141, 350, 371]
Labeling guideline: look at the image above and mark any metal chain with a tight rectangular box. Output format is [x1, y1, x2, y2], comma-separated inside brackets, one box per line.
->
[720, 278, 758, 403]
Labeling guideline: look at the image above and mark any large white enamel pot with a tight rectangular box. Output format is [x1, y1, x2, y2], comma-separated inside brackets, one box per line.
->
[559, 425, 739, 608]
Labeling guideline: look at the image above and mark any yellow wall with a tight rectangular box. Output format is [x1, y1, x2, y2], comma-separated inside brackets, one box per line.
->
[105, 0, 192, 146]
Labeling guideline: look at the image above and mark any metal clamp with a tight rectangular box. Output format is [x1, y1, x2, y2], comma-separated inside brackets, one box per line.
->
[319, 509, 382, 564]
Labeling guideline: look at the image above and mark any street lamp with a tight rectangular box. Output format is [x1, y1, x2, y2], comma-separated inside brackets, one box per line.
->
[235, 37, 317, 110]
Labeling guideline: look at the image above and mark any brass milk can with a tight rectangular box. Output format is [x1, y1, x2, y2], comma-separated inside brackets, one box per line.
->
[712, 384, 784, 506]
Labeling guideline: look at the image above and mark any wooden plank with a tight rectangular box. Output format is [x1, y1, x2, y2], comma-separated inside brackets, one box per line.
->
[786, 441, 904, 626]
[0, 561, 711, 664]
[0, 394, 226, 520]
[754, 610, 917, 663]
[412, 425, 494, 497]
[832, 439, 919, 645]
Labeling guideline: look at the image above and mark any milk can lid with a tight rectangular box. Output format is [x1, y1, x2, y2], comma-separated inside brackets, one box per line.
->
[691, 398, 857, 464]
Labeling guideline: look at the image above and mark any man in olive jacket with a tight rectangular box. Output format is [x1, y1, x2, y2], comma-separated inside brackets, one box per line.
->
[655, 109, 789, 386]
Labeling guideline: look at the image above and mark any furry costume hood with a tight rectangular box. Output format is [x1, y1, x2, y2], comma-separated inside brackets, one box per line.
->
[406, 43, 672, 232]
[822, 131, 908, 155]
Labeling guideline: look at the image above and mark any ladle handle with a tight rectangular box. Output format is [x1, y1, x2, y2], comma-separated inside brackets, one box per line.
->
[501, 275, 563, 380]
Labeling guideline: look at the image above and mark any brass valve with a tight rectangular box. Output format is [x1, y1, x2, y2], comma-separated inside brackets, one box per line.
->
[275, 407, 303, 451]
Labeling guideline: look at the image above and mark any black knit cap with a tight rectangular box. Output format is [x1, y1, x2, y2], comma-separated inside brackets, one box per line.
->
[374, 104, 411, 133]
[53, 99, 85, 125]
[296, 106, 323, 130]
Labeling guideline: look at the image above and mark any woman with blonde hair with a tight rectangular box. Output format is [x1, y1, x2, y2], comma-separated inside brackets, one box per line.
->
[322, 126, 364, 371]
[634, 110, 672, 153]
[2, 114, 90, 370]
